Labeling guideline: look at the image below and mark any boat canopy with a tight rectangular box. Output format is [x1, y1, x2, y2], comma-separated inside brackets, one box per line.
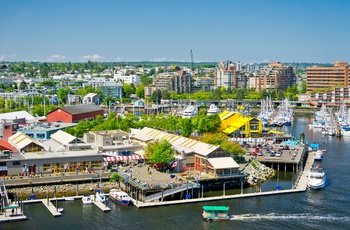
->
[202, 206, 229, 211]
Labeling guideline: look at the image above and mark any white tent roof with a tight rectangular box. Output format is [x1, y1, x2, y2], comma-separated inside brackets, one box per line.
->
[51, 130, 77, 145]
[207, 157, 240, 169]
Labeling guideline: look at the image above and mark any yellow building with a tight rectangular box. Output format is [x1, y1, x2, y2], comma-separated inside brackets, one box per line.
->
[220, 111, 262, 137]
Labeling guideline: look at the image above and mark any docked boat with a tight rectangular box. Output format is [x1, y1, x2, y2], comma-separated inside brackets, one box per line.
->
[308, 166, 326, 190]
[202, 206, 233, 221]
[82, 195, 94, 204]
[314, 150, 323, 160]
[109, 189, 132, 206]
[58, 207, 64, 213]
[64, 197, 74, 201]
[182, 105, 198, 118]
[95, 192, 106, 203]
[207, 104, 220, 116]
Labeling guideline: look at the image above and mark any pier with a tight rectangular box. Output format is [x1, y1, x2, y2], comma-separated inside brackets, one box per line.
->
[41, 199, 61, 217]
[91, 195, 111, 212]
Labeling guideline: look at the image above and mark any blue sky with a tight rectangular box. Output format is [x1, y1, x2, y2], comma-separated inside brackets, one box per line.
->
[1, 0, 349, 63]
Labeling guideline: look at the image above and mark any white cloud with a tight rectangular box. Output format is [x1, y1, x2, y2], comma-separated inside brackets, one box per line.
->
[49, 54, 65, 60]
[80, 54, 104, 60]
[0, 55, 5, 61]
[152, 57, 186, 62]
[261, 59, 270, 63]
[9, 54, 17, 57]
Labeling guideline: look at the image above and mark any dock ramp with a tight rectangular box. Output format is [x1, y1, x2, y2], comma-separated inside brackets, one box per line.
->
[144, 183, 199, 202]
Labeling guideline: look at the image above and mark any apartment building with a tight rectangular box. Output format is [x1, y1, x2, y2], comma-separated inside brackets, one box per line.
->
[306, 61, 350, 92]
[251, 62, 296, 92]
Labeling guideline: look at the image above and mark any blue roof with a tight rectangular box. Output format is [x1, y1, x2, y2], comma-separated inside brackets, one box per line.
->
[310, 143, 319, 148]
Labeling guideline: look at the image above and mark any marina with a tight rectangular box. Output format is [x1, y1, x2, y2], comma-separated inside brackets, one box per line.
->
[0, 111, 346, 229]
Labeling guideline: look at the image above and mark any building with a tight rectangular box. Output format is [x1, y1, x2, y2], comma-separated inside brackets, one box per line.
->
[309, 87, 350, 106]
[306, 61, 349, 92]
[114, 74, 140, 85]
[130, 127, 241, 178]
[46, 104, 104, 123]
[219, 111, 262, 138]
[252, 62, 296, 92]
[214, 62, 236, 89]
[99, 81, 124, 99]
[83, 93, 100, 105]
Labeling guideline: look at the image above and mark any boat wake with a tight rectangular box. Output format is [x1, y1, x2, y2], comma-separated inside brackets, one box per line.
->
[231, 213, 350, 222]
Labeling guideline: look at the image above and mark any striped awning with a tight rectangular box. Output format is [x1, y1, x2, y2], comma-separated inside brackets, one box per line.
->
[103, 155, 144, 162]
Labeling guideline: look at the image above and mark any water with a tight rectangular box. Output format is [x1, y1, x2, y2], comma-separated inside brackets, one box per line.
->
[3, 113, 350, 229]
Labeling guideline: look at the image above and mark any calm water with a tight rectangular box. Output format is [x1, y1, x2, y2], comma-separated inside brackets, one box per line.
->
[3, 113, 350, 230]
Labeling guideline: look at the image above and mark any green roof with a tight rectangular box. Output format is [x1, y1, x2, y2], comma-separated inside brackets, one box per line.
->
[202, 206, 229, 211]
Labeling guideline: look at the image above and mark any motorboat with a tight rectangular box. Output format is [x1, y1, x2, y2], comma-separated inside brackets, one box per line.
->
[64, 197, 74, 201]
[82, 195, 94, 204]
[181, 105, 198, 118]
[109, 189, 132, 206]
[202, 206, 233, 221]
[207, 104, 221, 116]
[314, 150, 323, 160]
[95, 192, 106, 203]
[308, 166, 326, 190]
[58, 207, 64, 213]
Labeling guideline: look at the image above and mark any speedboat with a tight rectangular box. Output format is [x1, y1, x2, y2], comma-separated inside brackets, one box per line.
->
[82, 195, 94, 204]
[95, 192, 106, 203]
[58, 207, 64, 212]
[308, 166, 326, 190]
[109, 189, 132, 206]
[314, 150, 323, 160]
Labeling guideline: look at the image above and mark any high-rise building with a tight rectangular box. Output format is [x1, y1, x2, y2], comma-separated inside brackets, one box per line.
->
[306, 61, 349, 92]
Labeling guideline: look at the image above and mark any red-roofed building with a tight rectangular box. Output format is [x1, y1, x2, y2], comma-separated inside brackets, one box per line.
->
[0, 139, 15, 152]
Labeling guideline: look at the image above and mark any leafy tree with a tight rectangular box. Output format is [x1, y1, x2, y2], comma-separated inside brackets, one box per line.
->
[39, 62, 49, 78]
[123, 83, 135, 98]
[301, 81, 307, 93]
[144, 140, 174, 164]
[109, 172, 119, 182]
[180, 118, 193, 137]
[151, 89, 162, 104]
[211, 88, 222, 100]
[57, 87, 70, 104]
[19, 80, 27, 90]
[236, 89, 245, 100]
[140, 74, 153, 85]
[136, 84, 145, 98]
[161, 90, 170, 100]
[277, 91, 285, 100]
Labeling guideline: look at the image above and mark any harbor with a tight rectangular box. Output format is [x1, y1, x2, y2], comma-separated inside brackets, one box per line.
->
[2, 113, 349, 229]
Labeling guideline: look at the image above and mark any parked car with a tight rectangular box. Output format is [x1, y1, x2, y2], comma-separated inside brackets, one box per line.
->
[276, 151, 282, 157]
[270, 152, 276, 157]
[257, 151, 263, 156]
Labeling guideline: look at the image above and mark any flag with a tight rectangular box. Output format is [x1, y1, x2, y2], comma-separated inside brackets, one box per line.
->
[172, 161, 178, 168]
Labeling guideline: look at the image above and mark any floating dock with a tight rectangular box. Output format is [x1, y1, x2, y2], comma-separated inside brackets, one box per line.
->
[41, 199, 61, 217]
[90, 195, 111, 212]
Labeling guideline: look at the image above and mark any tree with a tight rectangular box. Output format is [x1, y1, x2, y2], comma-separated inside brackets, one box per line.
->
[57, 87, 70, 104]
[236, 89, 245, 100]
[140, 74, 153, 85]
[39, 62, 49, 78]
[277, 91, 285, 100]
[123, 83, 135, 98]
[144, 140, 174, 164]
[136, 84, 145, 98]
[19, 80, 27, 90]
[151, 89, 162, 104]
[161, 90, 170, 100]
[180, 118, 193, 137]
[211, 88, 222, 100]
[301, 81, 307, 93]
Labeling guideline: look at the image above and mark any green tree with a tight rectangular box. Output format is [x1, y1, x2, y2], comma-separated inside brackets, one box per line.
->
[151, 89, 162, 104]
[144, 140, 174, 164]
[123, 83, 135, 98]
[57, 87, 70, 104]
[136, 84, 145, 98]
[301, 81, 307, 93]
[180, 118, 193, 137]
[236, 89, 245, 100]
[161, 90, 170, 100]
[211, 88, 222, 100]
[19, 80, 27, 90]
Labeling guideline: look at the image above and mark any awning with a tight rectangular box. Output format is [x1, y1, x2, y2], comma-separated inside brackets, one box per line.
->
[104, 155, 144, 162]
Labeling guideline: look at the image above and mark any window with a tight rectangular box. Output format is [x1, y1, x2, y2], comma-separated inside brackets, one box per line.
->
[12, 161, 21, 165]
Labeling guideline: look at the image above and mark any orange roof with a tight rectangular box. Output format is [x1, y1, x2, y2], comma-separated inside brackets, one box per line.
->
[0, 140, 15, 151]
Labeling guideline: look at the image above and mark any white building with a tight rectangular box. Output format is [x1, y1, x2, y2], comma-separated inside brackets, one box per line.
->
[114, 74, 140, 85]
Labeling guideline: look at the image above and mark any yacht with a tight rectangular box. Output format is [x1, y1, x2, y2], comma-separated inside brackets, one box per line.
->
[182, 105, 198, 118]
[308, 166, 326, 190]
[314, 150, 323, 160]
[207, 104, 221, 116]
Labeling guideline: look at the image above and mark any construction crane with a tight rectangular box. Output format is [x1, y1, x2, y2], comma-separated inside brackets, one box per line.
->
[190, 49, 194, 71]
